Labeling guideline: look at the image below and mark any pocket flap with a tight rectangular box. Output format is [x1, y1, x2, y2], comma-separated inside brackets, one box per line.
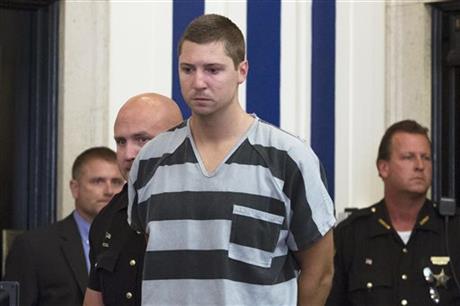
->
[348, 271, 393, 292]
[95, 250, 120, 272]
[233, 205, 284, 224]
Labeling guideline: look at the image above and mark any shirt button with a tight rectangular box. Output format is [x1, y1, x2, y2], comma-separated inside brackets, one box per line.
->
[129, 259, 136, 266]
[366, 282, 373, 289]
[126, 292, 133, 299]
[402, 248, 408, 253]
[401, 274, 408, 280]
[401, 299, 408, 305]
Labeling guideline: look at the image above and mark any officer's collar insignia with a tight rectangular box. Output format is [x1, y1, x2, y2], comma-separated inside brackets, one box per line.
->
[105, 232, 112, 239]
[431, 256, 450, 266]
[419, 215, 430, 226]
[378, 218, 391, 230]
[433, 268, 450, 288]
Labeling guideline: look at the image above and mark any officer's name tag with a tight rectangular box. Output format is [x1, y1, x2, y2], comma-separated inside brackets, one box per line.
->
[431, 256, 450, 266]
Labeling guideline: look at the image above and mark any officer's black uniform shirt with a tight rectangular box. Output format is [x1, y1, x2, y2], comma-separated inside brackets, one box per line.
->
[327, 199, 460, 306]
[88, 184, 146, 306]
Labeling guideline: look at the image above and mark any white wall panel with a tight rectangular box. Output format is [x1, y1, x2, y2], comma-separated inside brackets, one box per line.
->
[108, 1, 173, 148]
[280, 1, 311, 142]
[335, 2, 385, 215]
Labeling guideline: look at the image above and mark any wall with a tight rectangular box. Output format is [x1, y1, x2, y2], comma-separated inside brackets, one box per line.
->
[335, 1, 386, 215]
[58, 1, 111, 218]
[108, 1, 174, 145]
[386, 1, 432, 128]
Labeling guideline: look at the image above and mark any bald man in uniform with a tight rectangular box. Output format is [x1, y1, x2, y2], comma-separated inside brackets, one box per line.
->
[83, 93, 183, 306]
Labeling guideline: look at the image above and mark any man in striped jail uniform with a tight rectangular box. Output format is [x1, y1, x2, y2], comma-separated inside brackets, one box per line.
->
[128, 14, 336, 306]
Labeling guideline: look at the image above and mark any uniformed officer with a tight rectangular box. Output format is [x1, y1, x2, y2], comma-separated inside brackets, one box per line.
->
[83, 93, 183, 306]
[326, 119, 460, 306]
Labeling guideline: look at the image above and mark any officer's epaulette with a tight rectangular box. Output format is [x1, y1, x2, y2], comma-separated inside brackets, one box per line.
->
[337, 204, 378, 227]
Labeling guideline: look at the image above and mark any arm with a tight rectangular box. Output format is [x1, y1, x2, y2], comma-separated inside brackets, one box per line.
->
[83, 288, 104, 306]
[294, 230, 334, 306]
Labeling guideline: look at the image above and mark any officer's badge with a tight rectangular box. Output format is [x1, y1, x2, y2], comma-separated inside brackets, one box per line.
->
[433, 268, 450, 288]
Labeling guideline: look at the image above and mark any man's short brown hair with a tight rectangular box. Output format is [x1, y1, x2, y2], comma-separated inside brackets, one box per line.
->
[72, 147, 117, 180]
[178, 14, 245, 69]
[377, 119, 431, 163]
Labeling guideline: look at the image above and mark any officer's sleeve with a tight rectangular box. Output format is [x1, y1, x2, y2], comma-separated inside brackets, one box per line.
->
[87, 219, 102, 291]
[87, 263, 102, 291]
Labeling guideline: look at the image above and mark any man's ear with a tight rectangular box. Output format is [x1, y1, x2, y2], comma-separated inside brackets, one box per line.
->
[237, 60, 248, 84]
[69, 179, 79, 199]
[377, 160, 389, 179]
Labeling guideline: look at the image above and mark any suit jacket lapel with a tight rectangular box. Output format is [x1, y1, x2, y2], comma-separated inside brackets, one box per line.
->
[58, 214, 88, 295]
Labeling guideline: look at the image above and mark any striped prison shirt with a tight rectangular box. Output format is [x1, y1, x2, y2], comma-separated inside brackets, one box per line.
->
[128, 116, 335, 306]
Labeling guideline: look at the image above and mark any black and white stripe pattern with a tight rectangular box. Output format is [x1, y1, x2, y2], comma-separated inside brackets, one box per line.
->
[128, 116, 335, 305]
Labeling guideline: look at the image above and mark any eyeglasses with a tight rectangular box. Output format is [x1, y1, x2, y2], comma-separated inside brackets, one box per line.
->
[423, 267, 440, 304]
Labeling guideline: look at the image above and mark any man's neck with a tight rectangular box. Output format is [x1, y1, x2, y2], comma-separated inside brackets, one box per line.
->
[189, 104, 254, 173]
[384, 192, 426, 231]
[190, 104, 253, 143]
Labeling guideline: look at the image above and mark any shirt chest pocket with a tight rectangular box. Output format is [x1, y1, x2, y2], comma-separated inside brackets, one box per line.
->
[95, 250, 119, 273]
[347, 259, 394, 305]
[228, 204, 284, 268]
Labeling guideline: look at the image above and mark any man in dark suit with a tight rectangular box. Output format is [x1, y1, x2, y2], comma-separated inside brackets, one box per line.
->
[4, 146, 124, 306]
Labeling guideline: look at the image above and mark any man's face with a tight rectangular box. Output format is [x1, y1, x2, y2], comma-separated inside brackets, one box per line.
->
[178, 41, 247, 117]
[114, 106, 164, 179]
[378, 132, 432, 197]
[70, 158, 124, 222]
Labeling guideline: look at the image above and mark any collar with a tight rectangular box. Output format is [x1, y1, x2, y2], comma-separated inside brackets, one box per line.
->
[112, 183, 128, 211]
[73, 210, 91, 241]
[368, 199, 442, 238]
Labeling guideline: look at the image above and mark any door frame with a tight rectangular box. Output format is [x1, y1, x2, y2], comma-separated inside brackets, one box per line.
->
[431, 2, 460, 206]
[0, 0, 59, 228]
